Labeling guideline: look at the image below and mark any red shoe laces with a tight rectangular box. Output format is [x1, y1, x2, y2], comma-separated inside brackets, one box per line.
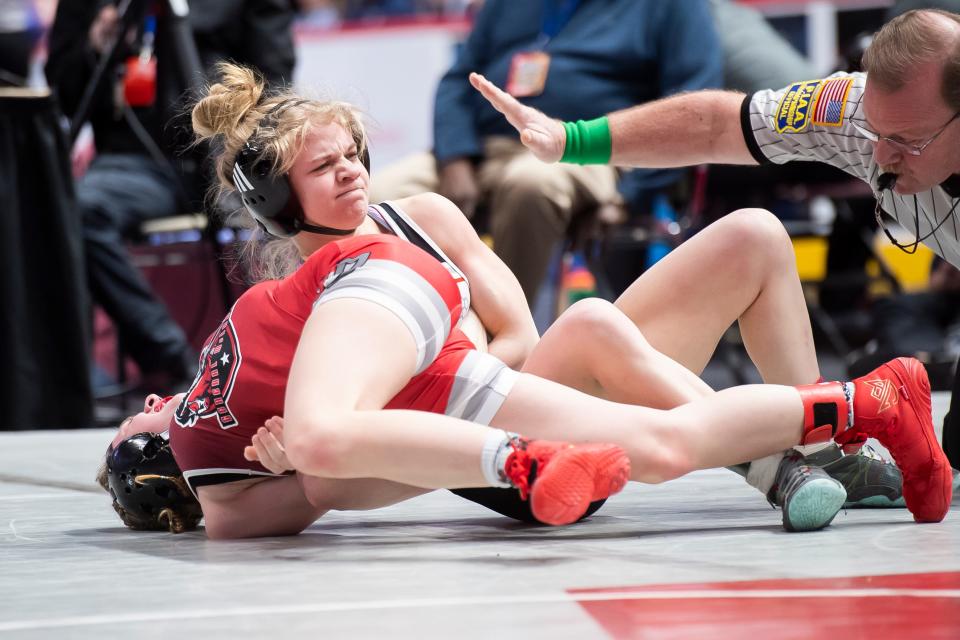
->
[504, 438, 532, 500]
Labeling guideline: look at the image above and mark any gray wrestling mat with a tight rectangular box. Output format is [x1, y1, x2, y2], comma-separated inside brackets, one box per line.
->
[1, 393, 957, 639]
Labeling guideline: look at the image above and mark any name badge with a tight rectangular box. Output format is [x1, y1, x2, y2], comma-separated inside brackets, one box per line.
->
[506, 51, 551, 98]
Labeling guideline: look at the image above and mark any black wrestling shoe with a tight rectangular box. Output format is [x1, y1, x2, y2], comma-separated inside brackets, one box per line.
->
[804, 443, 905, 508]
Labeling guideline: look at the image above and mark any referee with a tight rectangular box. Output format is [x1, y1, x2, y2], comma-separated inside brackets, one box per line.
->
[469, 8, 960, 470]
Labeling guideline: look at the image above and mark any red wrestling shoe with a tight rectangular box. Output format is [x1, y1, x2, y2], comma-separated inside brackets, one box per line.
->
[846, 358, 952, 523]
[503, 438, 630, 526]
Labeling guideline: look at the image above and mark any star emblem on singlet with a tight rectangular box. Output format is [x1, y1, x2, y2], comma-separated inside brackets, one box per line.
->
[864, 378, 899, 413]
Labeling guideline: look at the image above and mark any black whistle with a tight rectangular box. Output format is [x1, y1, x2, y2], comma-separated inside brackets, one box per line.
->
[877, 172, 898, 191]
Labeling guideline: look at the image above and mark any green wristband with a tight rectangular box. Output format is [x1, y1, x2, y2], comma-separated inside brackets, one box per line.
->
[561, 116, 612, 165]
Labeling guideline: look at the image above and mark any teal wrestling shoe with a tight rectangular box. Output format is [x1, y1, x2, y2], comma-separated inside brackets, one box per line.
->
[768, 451, 847, 532]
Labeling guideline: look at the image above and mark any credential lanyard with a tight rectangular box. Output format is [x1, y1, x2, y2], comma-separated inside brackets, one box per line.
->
[539, 0, 582, 44]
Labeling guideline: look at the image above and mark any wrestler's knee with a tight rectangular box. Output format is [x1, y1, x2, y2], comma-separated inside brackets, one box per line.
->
[561, 298, 654, 358]
[561, 297, 622, 331]
[713, 208, 793, 275]
[730, 208, 792, 258]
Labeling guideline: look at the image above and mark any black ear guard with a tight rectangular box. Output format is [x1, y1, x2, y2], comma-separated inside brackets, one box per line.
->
[232, 141, 306, 238]
[231, 101, 372, 238]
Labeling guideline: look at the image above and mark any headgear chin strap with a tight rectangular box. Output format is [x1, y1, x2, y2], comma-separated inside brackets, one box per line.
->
[231, 98, 371, 238]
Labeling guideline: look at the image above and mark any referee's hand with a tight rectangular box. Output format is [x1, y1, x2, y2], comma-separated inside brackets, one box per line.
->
[469, 72, 566, 164]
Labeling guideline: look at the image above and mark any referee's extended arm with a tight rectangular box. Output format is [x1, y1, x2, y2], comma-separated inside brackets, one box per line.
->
[469, 72, 757, 168]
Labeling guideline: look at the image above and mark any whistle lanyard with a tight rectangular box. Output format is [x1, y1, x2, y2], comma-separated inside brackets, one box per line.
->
[879, 189, 960, 255]
[539, 0, 582, 45]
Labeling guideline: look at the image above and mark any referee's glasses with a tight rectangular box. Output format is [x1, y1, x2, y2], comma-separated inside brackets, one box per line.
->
[851, 110, 960, 156]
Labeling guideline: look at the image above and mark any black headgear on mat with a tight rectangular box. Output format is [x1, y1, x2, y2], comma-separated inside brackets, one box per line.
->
[105, 432, 202, 533]
[231, 98, 371, 238]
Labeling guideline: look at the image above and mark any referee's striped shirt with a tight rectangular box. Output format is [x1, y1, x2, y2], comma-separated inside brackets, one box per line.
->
[741, 72, 960, 268]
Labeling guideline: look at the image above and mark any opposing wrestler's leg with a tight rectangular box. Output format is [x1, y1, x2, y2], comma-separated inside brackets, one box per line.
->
[614, 208, 818, 385]
[491, 357, 951, 523]
[523, 298, 711, 407]
[523, 297, 845, 531]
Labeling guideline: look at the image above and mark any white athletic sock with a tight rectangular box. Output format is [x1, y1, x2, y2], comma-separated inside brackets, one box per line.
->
[481, 430, 518, 488]
[746, 451, 787, 494]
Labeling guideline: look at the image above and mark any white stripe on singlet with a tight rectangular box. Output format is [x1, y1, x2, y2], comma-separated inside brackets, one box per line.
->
[445, 351, 520, 425]
[315, 258, 451, 373]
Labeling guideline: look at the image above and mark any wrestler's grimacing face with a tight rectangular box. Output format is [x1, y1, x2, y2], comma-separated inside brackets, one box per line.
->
[288, 122, 370, 229]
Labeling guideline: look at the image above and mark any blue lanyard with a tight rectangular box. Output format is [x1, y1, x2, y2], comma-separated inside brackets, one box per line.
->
[541, 0, 582, 41]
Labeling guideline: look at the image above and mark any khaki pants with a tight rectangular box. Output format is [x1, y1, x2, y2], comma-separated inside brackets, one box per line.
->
[370, 137, 620, 304]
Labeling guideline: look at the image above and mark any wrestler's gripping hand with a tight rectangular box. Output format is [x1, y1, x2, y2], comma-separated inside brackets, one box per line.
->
[244, 416, 295, 474]
[469, 72, 566, 163]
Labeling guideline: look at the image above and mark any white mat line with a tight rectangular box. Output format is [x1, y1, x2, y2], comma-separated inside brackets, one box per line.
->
[7, 519, 42, 542]
[1, 587, 958, 631]
[0, 493, 82, 501]
[0, 473, 100, 494]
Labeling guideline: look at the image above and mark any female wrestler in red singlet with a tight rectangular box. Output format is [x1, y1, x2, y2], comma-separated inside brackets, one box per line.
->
[99, 63, 951, 539]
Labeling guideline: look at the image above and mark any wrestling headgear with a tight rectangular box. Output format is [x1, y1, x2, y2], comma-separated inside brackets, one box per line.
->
[103, 432, 202, 533]
[232, 98, 372, 238]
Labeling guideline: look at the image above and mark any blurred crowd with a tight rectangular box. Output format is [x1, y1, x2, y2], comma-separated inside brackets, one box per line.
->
[294, 0, 478, 27]
[2, 0, 960, 436]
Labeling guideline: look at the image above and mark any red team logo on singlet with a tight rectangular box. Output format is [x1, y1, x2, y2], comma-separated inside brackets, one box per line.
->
[174, 316, 242, 429]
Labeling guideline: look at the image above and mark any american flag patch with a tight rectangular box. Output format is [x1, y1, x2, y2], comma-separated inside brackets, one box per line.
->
[812, 77, 853, 126]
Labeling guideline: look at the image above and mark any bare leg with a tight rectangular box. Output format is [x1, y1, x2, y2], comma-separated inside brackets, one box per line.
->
[524, 288, 796, 488]
[523, 298, 712, 407]
[614, 209, 819, 385]
[520, 298, 795, 511]
[492, 373, 804, 483]
[288, 377, 803, 487]
[525, 292, 796, 493]
[284, 293, 799, 490]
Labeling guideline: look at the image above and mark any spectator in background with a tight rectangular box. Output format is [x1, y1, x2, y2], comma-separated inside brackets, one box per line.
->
[296, 0, 346, 28]
[0, 0, 44, 85]
[342, 0, 416, 19]
[889, 0, 960, 19]
[45, 0, 295, 394]
[334, 0, 473, 20]
[708, 0, 818, 94]
[370, 0, 722, 306]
